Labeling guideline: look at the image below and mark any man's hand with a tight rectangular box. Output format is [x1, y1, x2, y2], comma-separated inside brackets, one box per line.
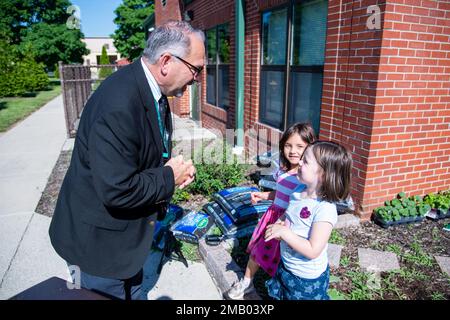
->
[164, 155, 196, 189]
[178, 161, 195, 189]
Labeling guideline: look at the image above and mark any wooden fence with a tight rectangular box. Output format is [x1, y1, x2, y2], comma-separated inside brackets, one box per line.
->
[59, 62, 122, 138]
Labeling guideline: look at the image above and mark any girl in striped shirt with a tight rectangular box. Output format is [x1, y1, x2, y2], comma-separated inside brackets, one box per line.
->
[227, 123, 316, 300]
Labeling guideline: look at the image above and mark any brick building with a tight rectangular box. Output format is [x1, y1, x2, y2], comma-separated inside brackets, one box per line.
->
[153, 0, 450, 220]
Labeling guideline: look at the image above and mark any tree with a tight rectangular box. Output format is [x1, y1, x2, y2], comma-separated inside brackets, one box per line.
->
[0, 0, 72, 44]
[0, 0, 88, 71]
[99, 46, 113, 79]
[112, 0, 154, 61]
[20, 23, 89, 71]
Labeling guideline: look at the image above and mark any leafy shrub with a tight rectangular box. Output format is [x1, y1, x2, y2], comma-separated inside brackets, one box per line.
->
[19, 56, 49, 92]
[0, 41, 48, 97]
[185, 141, 249, 196]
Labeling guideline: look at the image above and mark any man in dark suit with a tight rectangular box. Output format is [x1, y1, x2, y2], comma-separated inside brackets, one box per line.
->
[49, 20, 205, 300]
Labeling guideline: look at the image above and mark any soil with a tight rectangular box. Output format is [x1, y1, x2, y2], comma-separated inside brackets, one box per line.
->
[35, 150, 72, 217]
[36, 149, 450, 300]
[232, 219, 450, 300]
[330, 219, 450, 300]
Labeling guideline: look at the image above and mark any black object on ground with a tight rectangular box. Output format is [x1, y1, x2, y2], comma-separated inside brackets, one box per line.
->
[9, 276, 110, 300]
[156, 230, 188, 274]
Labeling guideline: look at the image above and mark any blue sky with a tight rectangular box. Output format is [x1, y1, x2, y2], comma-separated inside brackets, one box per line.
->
[71, 0, 123, 37]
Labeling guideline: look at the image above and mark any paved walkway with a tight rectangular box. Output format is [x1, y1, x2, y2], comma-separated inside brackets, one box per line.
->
[0, 95, 222, 300]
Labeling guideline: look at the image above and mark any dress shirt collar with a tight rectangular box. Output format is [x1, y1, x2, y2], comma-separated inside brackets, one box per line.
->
[140, 57, 162, 102]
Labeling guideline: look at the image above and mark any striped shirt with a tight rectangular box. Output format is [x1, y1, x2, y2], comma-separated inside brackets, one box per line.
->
[272, 169, 303, 210]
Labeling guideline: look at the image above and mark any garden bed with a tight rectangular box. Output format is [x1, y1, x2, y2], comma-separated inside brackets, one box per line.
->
[36, 149, 450, 300]
[230, 219, 450, 300]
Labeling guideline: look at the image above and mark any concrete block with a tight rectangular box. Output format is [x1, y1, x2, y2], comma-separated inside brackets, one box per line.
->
[435, 255, 450, 277]
[358, 248, 400, 273]
[335, 214, 360, 229]
[328, 243, 344, 268]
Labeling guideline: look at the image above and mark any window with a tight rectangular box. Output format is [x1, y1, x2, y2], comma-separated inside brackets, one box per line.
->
[104, 44, 109, 50]
[260, 0, 327, 134]
[260, 8, 288, 129]
[206, 24, 230, 109]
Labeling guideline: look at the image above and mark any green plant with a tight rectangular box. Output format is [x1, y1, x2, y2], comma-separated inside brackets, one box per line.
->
[345, 270, 375, 300]
[431, 292, 446, 300]
[340, 255, 350, 267]
[374, 192, 431, 222]
[395, 267, 430, 282]
[54, 63, 60, 79]
[431, 227, 440, 241]
[329, 229, 346, 245]
[424, 192, 450, 214]
[0, 41, 49, 97]
[402, 241, 434, 267]
[186, 141, 248, 196]
[99, 46, 113, 79]
[179, 241, 201, 261]
[209, 226, 222, 236]
[381, 272, 407, 300]
[171, 188, 190, 204]
[386, 244, 402, 256]
[328, 288, 347, 300]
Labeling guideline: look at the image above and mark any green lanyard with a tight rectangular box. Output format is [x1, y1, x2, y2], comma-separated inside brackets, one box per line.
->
[153, 98, 169, 159]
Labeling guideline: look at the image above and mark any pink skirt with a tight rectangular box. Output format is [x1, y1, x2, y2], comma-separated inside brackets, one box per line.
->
[246, 204, 285, 277]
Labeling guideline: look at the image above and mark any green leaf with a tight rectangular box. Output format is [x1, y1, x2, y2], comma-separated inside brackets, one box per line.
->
[111, 0, 154, 61]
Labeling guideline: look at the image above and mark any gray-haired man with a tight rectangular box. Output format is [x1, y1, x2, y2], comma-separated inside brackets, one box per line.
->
[49, 20, 205, 300]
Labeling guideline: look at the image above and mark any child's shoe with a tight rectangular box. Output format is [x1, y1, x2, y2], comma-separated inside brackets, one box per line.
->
[226, 279, 255, 300]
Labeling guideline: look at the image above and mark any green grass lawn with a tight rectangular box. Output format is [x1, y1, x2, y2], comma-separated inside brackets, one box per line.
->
[0, 79, 62, 132]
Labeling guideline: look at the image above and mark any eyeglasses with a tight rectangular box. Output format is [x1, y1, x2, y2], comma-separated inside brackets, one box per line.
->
[172, 55, 203, 77]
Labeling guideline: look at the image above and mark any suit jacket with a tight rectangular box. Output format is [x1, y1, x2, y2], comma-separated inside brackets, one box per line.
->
[49, 59, 174, 279]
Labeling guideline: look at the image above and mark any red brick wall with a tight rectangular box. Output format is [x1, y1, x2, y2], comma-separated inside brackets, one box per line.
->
[183, 0, 234, 127]
[321, 0, 386, 219]
[155, 0, 189, 117]
[362, 0, 450, 217]
[155, 0, 182, 25]
[158, 0, 450, 221]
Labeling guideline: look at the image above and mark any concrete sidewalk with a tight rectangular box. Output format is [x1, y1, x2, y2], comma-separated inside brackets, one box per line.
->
[0, 95, 222, 300]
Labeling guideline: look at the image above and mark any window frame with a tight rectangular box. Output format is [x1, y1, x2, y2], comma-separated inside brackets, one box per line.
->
[259, 0, 327, 133]
[205, 23, 230, 110]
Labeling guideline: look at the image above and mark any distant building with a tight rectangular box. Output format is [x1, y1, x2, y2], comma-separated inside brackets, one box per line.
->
[82, 37, 121, 66]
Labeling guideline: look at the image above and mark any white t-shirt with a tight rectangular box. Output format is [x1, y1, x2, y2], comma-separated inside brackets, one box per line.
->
[280, 187, 338, 279]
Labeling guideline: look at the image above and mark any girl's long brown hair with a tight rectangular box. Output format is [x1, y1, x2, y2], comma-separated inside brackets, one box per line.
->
[307, 141, 352, 202]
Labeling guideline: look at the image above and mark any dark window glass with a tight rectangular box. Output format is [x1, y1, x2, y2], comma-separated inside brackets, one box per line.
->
[206, 29, 217, 64]
[288, 72, 323, 134]
[206, 66, 216, 105]
[260, 70, 285, 130]
[218, 24, 230, 64]
[260, 8, 288, 128]
[262, 8, 287, 65]
[206, 24, 229, 109]
[218, 66, 229, 108]
[291, 0, 328, 66]
[259, 0, 327, 133]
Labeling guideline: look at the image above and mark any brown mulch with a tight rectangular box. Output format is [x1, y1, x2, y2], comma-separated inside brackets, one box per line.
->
[332, 219, 450, 300]
[35, 150, 72, 217]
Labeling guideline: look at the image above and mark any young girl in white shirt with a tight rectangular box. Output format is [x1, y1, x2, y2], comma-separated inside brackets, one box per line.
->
[264, 141, 352, 300]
